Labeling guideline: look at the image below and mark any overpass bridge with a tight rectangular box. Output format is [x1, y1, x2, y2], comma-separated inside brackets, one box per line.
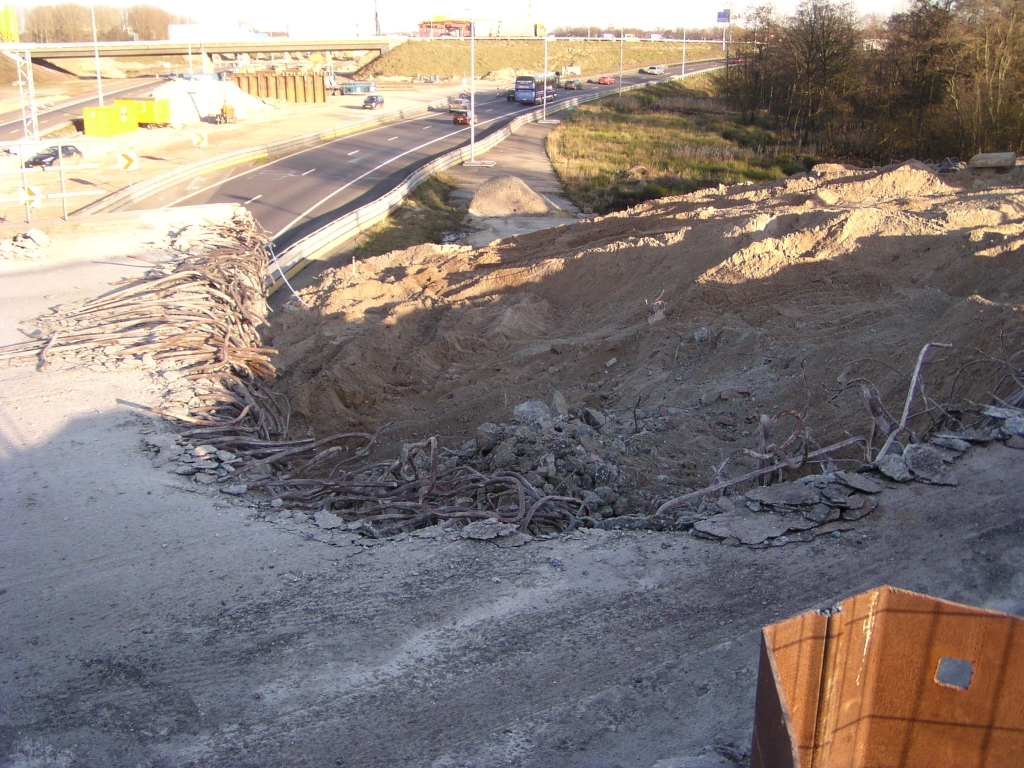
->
[0, 38, 404, 60]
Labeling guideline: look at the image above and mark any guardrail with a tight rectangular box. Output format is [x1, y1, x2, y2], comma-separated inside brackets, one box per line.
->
[75, 97, 452, 215]
[268, 65, 723, 291]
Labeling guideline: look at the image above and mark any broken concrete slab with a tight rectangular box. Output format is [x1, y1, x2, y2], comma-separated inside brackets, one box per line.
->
[968, 151, 1017, 171]
[744, 483, 821, 508]
[693, 510, 795, 546]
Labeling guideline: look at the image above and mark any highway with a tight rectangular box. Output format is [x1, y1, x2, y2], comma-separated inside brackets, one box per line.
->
[170, 61, 721, 251]
[0, 78, 161, 144]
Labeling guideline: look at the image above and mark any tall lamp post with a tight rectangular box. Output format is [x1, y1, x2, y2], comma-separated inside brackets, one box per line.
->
[681, 28, 686, 78]
[91, 3, 103, 105]
[463, 17, 495, 167]
[539, 30, 558, 124]
[618, 27, 623, 95]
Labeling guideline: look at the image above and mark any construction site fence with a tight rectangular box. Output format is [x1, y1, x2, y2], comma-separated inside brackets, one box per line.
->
[227, 72, 328, 103]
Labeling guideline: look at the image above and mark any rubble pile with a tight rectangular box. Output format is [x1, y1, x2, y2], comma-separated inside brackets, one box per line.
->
[0, 228, 51, 260]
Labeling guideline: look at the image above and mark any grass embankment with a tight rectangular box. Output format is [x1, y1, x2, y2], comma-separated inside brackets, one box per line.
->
[547, 76, 813, 214]
[361, 39, 720, 81]
[354, 174, 465, 258]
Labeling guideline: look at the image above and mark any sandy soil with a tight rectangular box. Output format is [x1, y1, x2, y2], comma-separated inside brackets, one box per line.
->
[271, 161, 1024, 497]
[2, 122, 1024, 765]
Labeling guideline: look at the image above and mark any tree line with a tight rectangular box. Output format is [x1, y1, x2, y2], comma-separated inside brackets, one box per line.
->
[720, 0, 1024, 162]
[21, 3, 187, 43]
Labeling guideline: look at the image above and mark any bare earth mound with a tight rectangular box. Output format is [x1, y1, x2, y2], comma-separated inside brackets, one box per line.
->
[270, 161, 1024, 513]
[467, 174, 558, 217]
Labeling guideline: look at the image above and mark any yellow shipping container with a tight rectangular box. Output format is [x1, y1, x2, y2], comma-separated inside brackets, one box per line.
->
[114, 99, 170, 126]
[83, 105, 139, 137]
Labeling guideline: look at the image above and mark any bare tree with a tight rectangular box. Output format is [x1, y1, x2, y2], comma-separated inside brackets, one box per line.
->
[782, 0, 862, 147]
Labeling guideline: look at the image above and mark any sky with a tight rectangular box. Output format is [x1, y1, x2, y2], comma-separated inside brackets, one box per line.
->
[19, 0, 913, 38]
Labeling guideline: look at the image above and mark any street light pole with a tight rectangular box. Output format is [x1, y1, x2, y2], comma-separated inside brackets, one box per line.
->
[681, 28, 686, 78]
[91, 3, 103, 105]
[470, 19, 476, 160]
[619, 27, 623, 95]
[542, 33, 548, 122]
[463, 17, 495, 167]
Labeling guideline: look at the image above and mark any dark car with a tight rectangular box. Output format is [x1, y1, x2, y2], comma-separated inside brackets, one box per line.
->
[563, 79, 584, 90]
[452, 110, 478, 126]
[362, 95, 384, 109]
[24, 145, 83, 169]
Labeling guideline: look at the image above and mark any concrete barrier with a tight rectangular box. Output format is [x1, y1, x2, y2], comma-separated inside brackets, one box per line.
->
[268, 65, 724, 291]
[75, 98, 451, 215]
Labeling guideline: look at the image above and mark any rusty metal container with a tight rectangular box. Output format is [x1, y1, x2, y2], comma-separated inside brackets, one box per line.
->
[751, 585, 1024, 767]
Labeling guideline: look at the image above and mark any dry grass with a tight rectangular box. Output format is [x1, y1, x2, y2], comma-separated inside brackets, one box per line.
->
[547, 78, 811, 213]
[353, 174, 465, 258]
[361, 39, 721, 82]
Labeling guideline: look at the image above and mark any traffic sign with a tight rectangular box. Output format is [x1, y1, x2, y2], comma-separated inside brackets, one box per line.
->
[118, 151, 138, 171]
[192, 131, 208, 148]
[18, 186, 41, 207]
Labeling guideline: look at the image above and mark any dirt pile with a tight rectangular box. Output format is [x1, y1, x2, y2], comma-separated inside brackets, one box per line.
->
[269, 161, 1024, 519]
[467, 174, 557, 216]
[152, 80, 272, 126]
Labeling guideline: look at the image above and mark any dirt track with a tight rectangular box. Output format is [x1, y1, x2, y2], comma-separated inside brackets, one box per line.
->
[3, 154, 1024, 766]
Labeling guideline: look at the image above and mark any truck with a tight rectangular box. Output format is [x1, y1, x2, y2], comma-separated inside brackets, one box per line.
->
[557, 66, 581, 77]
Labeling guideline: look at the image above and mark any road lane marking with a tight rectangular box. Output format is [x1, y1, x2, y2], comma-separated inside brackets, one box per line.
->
[243, 194, 262, 205]
[347, 149, 360, 156]
[159, 88, 600, 211]
[301, 168, 316, 175]
[274, 116, 502, 239]
[388, 136, 398, 141]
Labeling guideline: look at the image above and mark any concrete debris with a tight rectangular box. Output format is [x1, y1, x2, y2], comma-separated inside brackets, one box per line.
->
[461, 518, 519, 540]
[513, 400, 551, 425]
[693, 511, 794, 546]
[315, 512, 345, 530]
[877, 454, 912, 482]
[903, 444, 959, 485]
[1003, 416, 1024, 438]
[0, 230, 53, 260]
[834, 471, 883, 494]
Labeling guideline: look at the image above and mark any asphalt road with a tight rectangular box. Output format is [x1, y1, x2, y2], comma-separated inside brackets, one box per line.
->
[0, 78, 159, 144]
[170, 62, 721, 251]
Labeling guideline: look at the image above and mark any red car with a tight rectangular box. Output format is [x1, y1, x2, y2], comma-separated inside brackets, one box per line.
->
[452, 110, 478, 125]
[597, 76, 616, 84]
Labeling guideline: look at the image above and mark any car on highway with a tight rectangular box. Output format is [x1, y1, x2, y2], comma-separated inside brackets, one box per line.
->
[597, 76, 616, 84]
[639, 65, 665, 75]
[362, 95, 385, 109]
[563, 79, 584, 90]
[452, 110, 478, 125]
[24, 145, 83, 168]
[448, 97, 470, 112]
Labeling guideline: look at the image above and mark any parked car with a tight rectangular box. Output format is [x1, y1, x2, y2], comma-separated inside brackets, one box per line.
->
[597, 76, 616, 84]
[640, 65, 665, 75]
[24, 145, 83, 168]
[563, 79, 584, 90]
[452, 110, 477, 126]
[362, 95, 385, 109]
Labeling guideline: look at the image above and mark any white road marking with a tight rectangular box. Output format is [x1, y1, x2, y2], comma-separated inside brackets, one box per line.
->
[243, 194, 262, 205]
[388, 136, 398, 141]
[158, 91, 566, 212]
[274, 117, 500, 239]
[347, 149, 360, 156]
[301, 168, 316, 175]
